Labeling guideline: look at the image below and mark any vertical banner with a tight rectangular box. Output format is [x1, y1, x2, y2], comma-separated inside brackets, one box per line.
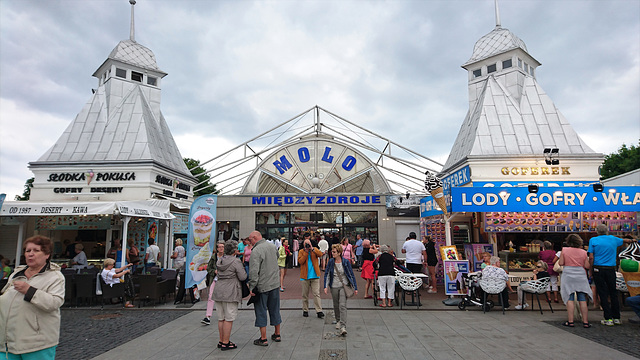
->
[464, 244, 494, 271]
[185, 195, 217, 289]
[444, 260, 469, 296]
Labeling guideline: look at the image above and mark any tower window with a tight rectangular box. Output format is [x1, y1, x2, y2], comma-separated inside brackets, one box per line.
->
[487, 64, 497, 74]
[529, 67, 535, 76]
[518, 58, 522, 68]
[147, 76, 157, 86]
[524, 63, 529, 73]
[131, 71, 143, 82]
[502, 59, 512, 69]
[115, 68, 126, 78]
[472, 69, 482, 78]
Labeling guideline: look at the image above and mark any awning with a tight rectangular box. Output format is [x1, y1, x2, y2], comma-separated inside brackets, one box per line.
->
[0, 199, 174, 219]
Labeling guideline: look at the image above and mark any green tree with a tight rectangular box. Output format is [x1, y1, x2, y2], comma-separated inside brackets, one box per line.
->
[15, 177, 34, 201]
[184, 158, 219, 197]
[600, 141, 640, 180]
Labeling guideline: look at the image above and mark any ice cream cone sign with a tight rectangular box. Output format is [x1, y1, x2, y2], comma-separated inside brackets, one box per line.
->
[86, 169, 95, 185]
[424, 171, 448, 215]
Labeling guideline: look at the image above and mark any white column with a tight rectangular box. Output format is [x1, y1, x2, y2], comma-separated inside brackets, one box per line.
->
[15, 221, 25, 266]
[120, 216, 131, 266]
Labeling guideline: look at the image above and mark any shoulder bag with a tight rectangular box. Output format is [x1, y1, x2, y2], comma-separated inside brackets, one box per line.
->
[553, 260, 563, 273]
[335, 262, 355, 298]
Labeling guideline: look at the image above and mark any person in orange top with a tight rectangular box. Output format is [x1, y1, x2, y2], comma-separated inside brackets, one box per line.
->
[298, 234, 325, 319]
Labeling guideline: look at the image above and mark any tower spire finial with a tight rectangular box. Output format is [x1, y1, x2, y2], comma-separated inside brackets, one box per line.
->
[494, 0, 501, 28]
[129, 0, 136, 42]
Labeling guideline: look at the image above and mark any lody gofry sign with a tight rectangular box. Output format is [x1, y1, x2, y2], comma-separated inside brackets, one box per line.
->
[451, 186, 640, 212]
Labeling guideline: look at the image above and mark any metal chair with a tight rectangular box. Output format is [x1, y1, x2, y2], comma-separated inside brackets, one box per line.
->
[520, 277, 554, 314]
[395, 271, 423, 309]
[479, 277, 507, 314]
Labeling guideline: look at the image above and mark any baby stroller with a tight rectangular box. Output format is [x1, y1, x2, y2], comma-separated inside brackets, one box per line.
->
[457, 272, 494, 312]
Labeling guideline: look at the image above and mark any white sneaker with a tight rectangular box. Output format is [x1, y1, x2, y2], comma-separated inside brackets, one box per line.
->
[613, 319, 622, 325]
[335, 322, 341, 329]
[340, 326, 347, 336]
[600, 319, 614, 326]
[427, 289, 437, 294]
[515, 303, 529, 310]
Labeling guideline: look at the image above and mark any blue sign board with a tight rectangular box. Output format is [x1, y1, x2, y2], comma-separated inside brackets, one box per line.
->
[452, 186, 640, 212]
[420, 196, 445, 217]
[474, 181, 593, 188]
[252, 195, 381, 206]
[442, 165, 471, 193]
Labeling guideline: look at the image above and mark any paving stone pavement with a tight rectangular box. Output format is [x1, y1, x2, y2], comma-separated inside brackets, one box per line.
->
[544, 320, 640, 359]
[57, 309, 192, 360]
[68, 304, 639, 360]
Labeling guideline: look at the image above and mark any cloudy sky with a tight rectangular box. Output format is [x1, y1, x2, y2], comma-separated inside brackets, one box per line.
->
[1, 0, 638, 199]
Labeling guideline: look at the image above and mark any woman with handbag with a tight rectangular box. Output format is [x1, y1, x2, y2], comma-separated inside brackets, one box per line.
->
[324, 244, 358, 336]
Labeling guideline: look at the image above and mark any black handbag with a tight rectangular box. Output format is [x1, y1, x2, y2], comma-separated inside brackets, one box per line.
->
[241, 280, 250, 298]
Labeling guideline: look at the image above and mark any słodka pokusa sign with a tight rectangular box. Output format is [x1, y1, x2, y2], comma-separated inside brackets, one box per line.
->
[452, 186, 640, 212]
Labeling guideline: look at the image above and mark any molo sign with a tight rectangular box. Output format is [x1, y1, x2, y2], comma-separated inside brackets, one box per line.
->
[273, 146, 357, 175]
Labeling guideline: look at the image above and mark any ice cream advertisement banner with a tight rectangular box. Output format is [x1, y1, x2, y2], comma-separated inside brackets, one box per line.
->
[464, 244, 493, 271]
[185, 195, 217, 289]
[451, 186, 640, 212]
[444, 260, 469, 296]
[423, 171, 448, 216]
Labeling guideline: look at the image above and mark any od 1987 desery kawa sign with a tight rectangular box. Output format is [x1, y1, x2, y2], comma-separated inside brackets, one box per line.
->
[451, 186, 640, 212]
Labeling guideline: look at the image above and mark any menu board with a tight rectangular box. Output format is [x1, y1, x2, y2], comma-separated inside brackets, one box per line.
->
[422, 216, 446, 284]
[36, 215, 112, 230]
[484, 211, 580, 233]
[128, 219, 148, 252]
[582, 212, 637, 233]
[173, 213, 189, 234]
[484, 211, 637, 233]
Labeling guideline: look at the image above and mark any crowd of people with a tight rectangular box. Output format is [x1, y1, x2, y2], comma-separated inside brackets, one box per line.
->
[0, 227, 638, 358]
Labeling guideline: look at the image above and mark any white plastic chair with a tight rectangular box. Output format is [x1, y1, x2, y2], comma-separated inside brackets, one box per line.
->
[616, 276, 628, 293]
[479, 277, 507, 314]
[395, 272, 423, 309]
[520, 277, 554, 314]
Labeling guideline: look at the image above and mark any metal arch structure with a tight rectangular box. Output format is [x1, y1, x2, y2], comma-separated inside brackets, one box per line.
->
[191, 106, 443, 196]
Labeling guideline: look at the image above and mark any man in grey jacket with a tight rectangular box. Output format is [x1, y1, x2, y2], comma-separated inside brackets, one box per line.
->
[248, 231, 282, 346]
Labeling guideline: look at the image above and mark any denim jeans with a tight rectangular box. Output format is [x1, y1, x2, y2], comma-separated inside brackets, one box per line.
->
[254, 288, 282, 328]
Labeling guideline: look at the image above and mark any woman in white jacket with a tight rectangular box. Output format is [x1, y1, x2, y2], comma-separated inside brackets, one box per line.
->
[0, 235, 65, 359]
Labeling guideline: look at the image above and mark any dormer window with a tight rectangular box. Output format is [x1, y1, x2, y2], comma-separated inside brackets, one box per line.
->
[131, 71, 143, 82]
[487, 64, 497, 74]
[115, 68, 127, 78]
[473, 69, 482, 78]
[502, 59, 512, 69]
[147, 76, 157, 86]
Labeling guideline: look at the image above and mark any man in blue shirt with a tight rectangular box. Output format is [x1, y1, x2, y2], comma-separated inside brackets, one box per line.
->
[588, 224, 631, 326]
[354, 234, 364, 270]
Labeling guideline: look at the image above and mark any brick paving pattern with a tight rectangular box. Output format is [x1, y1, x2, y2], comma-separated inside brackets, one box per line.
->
[544, 320, 640, 359]
[57, 309, 192, 360]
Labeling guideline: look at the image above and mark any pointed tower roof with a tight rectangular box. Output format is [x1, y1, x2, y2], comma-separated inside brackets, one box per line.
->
[442, 18, 600, 173]
[463, 27, 529, 66]
[31, 0, 190, 179]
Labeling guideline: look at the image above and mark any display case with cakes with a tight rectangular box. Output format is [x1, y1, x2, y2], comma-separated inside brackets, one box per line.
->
[498, 250, 538, 286]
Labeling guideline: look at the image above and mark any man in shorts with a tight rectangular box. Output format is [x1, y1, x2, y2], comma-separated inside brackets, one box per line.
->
[248, 231, 282, 346]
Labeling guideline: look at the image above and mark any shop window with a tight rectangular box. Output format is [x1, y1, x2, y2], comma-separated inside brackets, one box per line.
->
[344, 211, 377, 224]
[147, 76, 157, 86]
[131, 71, 143, 82]
[472, 69, 482, 78]
[256, 212, 288, 225]
[291, 212, 313, 224]
[502, 59, 512, 69]
[487, 64, 497, 74]
[115, 68, 126, 78]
